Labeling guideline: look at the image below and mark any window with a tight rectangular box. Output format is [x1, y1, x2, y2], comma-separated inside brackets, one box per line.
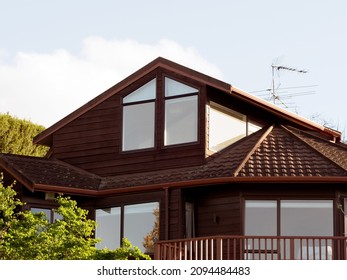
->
[95, 207, 121, 249]
[248, 120, 263, 135]
[245, 199, 333, 237]
[209, 103, 246, 151]
[208, 103, 263, 152]
[95, 202, 159, 252]
[164, 77, 198, 146]
[122, 77, 200, 151]
[245, 200, 277, 236]
[185, 202, 195, 238]
[280, 200, 333, 236]
[31, 207, 62, 223]
[245, 199, 333, 259]
[122, 79, 156, 151]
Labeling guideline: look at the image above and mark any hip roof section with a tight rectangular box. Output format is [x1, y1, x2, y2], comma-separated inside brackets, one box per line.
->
[2, 124, 347, 196]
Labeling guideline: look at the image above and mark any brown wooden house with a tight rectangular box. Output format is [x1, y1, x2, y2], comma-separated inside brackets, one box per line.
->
[1, 57, 347, 260]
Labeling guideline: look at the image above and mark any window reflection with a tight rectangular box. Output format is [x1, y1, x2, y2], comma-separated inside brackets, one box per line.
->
[281, 200, 333, 236]
[95, 202, 159, 252]
[209, 103, 247, 152]
[164, 77, 199, 146]
[122, 79, 156, 151]
[165, 96, 198, 145]
[124, 202, 159, 252]
[123, 102, 155, 151]
[245, 200, 277, 236]
[95, 207, 121, 249]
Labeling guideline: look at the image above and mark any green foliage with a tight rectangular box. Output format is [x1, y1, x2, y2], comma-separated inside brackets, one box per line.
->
[0, 174, 22, 241]
[94, 238, 151, 260]
[0, 176, 151, 260]
[0, 190, 98, 259]
[0, 113, 49, 156]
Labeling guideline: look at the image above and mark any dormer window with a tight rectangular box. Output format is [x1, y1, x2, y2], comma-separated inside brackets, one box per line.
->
[208, 103, 247, 152]
[208, 102, 263, 152]
[122, 79, 156, 151]
[164, 77, 198, 146]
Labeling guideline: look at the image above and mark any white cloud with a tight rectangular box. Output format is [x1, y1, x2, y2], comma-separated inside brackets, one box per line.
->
[0, 37, 223, 127]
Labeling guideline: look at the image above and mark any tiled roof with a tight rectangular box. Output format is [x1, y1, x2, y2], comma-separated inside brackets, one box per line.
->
[1, 124, 347, 194]
[237, 126, 347, 177]
[0, 154, 100, 190]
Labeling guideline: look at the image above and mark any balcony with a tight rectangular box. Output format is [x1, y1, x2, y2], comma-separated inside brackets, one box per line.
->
[154, 235, 347, 260]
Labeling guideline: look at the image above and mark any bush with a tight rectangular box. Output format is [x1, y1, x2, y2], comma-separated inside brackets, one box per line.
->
[94, 238, 151, 260]
[0, 175, 150, 260]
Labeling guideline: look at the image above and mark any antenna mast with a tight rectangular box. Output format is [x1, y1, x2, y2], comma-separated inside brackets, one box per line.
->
[270, 64, 308, 107]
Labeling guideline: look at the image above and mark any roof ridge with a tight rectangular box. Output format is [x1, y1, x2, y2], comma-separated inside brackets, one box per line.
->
[282, 125, 347, 174]
[286, 125, 347, 151]
[232, 125, 274, 177]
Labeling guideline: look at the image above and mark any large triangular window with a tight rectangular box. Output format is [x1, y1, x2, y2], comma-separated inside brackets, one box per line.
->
[122, 77, 199, 151]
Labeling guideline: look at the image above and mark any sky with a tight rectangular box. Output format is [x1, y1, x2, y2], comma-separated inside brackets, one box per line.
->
[1, 0, 347, 136]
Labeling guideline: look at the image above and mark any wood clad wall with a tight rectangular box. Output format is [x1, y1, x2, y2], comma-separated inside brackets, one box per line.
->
[51, 69, 206, 176]
[167, 188, 184, 240]
[52, 94, 119, 176]
[194, 189, 242, 237]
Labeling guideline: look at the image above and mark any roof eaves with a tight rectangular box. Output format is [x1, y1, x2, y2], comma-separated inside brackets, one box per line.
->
[230, 86, 341, 140]
[0, 154, 35, 192]
[33, 57, 231, 146]
[62, 176, 347, 197]
[33, 58, 164, 146]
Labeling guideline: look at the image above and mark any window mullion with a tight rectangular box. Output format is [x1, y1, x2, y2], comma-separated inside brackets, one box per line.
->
[277, 199, 281, 236]
[120, 205, 124, 245]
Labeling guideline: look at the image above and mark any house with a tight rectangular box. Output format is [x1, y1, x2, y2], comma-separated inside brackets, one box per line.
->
[1, 57, 347, 260]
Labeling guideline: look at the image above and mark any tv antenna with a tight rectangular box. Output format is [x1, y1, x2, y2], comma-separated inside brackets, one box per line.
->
[270, 64, 308, 107]
[250, 63, 317, 109]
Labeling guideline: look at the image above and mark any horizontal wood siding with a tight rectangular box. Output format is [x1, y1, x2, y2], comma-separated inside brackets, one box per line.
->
[168, 189, 183, 240]
[194, 189, 241, 237]
[51, 69, 206, 176]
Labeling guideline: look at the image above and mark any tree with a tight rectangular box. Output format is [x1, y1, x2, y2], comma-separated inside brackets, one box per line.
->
[0, 175, 150, 260]
[143, 206, 159, 254]
[0, 113, 48, 156]
[0, 178, 98, 259]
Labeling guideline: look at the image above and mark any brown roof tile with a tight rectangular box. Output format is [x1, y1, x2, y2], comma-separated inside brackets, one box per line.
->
[238, 126, 347, 177]
[0, 153, 101, 190]
[1, 124, 347, 194]
[286, 126, 347, 171]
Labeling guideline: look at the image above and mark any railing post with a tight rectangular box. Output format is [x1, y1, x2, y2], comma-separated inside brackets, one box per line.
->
[154, 243, 160, 260]
[216, 238, 223, 260]
[290, 238, 295, 260]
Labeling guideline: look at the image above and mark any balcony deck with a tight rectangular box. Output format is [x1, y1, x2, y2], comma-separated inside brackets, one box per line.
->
[154, 235, 347, 260]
